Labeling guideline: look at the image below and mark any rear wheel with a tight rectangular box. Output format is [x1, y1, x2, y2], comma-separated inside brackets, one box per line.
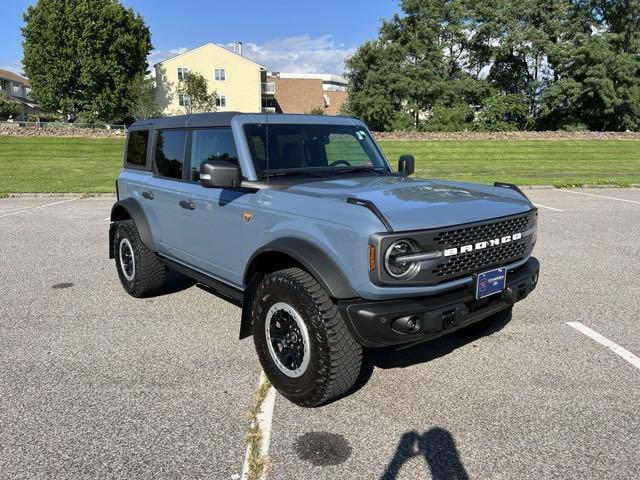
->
[252, 268, 362, 407]
[113, 220, 168, 297]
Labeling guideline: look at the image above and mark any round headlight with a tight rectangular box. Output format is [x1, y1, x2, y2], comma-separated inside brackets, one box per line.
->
[384, 239, 421, 279]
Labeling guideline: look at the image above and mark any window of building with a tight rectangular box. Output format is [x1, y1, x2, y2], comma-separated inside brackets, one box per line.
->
[12, 83, 21, 95]
[216, 95, 226, 108]
[214, 68, 226, 81]
[154, 130, 187, 179]
[190, 128, 239, 181]
[178, 94, 190, 107]
[177, 67, 189, 81]
[125, 130, 149, 167]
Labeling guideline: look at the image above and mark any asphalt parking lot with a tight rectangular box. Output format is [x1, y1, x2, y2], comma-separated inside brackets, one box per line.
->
[1, 188, 639, 479]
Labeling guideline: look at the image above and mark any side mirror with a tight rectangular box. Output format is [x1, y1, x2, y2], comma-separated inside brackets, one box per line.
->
[398, 154, 415, 176]
[200, 160, 242, 188]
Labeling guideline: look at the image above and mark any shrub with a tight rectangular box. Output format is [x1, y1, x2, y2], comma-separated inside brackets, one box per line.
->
[0, 94, 23, 120]
[474, 93, 529, 131]
[558, 120, 590, 132]
[422, 104, 474, 132]
[390, 111, 416, 131]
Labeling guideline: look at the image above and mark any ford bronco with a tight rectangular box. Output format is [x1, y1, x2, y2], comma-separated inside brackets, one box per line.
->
[109, 113, 539, 407]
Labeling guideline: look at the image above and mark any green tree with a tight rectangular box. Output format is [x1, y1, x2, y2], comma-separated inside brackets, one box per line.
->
[127, 75, 159, 120]
[345, 0, 490, 131]
[22, 0, 152, 122]
[540, 0, 640, 130]
[467, 0, 570, 121]
[176, 72, 217, 114]
[344, 40, 401, 131]
[0, 94, 23, 120]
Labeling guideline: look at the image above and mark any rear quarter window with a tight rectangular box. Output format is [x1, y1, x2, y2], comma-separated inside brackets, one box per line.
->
[125, 130, 149, 167]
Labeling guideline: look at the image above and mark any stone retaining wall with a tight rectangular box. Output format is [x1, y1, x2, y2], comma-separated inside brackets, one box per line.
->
[1, 123, 638, 141]
[0, 124, 125, 138]
[373, 130, 640, 141]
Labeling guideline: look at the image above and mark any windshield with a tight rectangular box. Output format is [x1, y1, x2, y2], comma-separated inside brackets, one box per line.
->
[243, 123, 389, 177]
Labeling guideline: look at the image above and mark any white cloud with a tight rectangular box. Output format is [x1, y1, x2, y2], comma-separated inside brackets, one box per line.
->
[147, 35, 356, 76]
[228, 35, 355, 75]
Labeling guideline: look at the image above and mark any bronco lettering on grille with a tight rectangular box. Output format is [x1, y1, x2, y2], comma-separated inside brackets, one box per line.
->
[443, 232, 522, 257]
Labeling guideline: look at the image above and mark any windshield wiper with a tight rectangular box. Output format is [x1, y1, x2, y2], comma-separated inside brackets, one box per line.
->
[261, 169, 329, 179]
[332, 166, 386, 175]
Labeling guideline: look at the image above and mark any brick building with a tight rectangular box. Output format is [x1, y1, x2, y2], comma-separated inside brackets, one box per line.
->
[263, 73, 347, 115]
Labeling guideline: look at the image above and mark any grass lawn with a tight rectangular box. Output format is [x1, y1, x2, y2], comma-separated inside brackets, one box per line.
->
[0, 136, 638, 193]
[0, 136, 124, 194]
[379, 140, 640, 187]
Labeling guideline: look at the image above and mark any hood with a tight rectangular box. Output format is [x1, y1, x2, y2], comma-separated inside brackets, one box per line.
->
[285, 176, 534, 231]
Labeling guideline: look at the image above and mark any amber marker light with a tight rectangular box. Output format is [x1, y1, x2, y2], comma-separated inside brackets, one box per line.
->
[369, 244, 376, 271]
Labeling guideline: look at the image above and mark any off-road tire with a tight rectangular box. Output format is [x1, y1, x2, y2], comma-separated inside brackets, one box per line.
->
[113, 220, 168, 297]
[252, 268, 362, 407]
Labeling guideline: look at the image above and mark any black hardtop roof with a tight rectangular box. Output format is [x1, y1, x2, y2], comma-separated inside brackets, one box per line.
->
[129, 112, 359, 130]
[130, 112, 242, 129]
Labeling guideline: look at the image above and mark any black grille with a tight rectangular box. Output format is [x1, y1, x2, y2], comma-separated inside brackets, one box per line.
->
[434, 215, 531, 248]
[432, 241, 528, 278]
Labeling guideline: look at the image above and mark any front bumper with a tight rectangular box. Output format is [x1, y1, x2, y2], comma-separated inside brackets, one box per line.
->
[338, 257, 539, 348]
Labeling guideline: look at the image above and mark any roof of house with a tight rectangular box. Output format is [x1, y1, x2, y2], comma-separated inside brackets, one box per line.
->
[271, 72, 347, 85]
[0, 68, 29, 85]
[152, 43, 266, 70]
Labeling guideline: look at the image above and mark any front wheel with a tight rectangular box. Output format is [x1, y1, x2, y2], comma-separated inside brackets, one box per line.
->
[252, 268, 362, 407]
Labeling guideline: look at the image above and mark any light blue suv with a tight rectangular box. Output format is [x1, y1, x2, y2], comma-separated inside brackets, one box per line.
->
[110, 113, 539, 406]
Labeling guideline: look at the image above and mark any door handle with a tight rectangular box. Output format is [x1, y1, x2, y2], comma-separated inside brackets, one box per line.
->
[179, 200, 196, 210]
[141, 191, 154, 200]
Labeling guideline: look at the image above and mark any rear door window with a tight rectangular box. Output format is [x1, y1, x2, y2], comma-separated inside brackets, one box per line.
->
[125, 130, 149, 167]
[154, 130, 187, 180]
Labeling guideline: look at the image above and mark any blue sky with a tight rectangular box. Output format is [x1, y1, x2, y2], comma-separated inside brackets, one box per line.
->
[0, 0, 400, 76]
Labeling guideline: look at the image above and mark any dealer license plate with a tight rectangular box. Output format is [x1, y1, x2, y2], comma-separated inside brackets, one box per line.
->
[475, 267, 507, 299]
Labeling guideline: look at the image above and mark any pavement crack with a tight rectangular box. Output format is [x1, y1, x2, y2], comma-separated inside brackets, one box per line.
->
[242, 372, 274, 480]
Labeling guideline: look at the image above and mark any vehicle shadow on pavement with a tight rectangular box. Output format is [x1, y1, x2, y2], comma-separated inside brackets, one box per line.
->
[155, 270, 196, 296]
[380, 427, 469, 480]
[332, 311, 513, 406]
[366, 309, 512, 370]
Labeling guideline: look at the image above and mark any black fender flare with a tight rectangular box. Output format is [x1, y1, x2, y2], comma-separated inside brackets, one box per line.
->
[108, 198, 156, 258]
[239, 237, 359, 340]
[244, 237, 359, 300]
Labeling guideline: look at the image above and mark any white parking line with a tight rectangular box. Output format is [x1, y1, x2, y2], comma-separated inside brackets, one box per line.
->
[0, 198, 78, 219]
[560, 190, 640, 205]
[533, 203, 564, 212]
[567, 321, 640, 370]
